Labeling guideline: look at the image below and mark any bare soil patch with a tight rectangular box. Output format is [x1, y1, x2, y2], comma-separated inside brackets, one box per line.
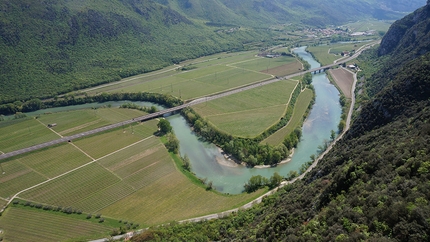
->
[328, 68, 354, 98]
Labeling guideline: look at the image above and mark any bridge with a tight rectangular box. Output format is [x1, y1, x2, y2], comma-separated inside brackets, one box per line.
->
[0, 42, 377, 161]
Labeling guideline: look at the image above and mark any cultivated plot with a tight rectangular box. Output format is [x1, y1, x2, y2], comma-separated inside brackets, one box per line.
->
[262, 89, 314, 145]
[0, 207, 110, 242]
[193, 80, 298, 137]
[101, 169, 266, 226]
[328, 68, 354, 98]
[0, 118, 59, 153]
[73, 119, 157, 159]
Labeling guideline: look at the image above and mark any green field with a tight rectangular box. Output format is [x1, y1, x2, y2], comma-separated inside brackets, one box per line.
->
[0, 118, 59, 153]
[73, 119, 158, 159]
[82, 49, 300, 101]
[262, 89, 314, 145]
[307, 42, 368, 66]
[0, 207, 111, 242]
[193, 80, 298, 137]
[38, 108, 147, 136]
[345, 20, 393, 33]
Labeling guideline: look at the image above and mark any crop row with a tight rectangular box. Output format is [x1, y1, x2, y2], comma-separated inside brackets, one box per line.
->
[0, 207, 109, 242]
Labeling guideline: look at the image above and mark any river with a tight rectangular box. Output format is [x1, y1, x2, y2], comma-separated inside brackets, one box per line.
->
[7, 47, 341, 194]
[166, 46, 342, 194]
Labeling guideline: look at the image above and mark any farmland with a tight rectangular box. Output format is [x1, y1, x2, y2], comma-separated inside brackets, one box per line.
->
[328, 68, 355, 98]
[0, 46, 311, 241]
[0, 116, 266, 238]
[0, 207, 112, 242]
[0, 118, 59, 153]
[192, 80, 298, 137]
[83, 50, 301, 101]
[262, 89, 314, 145]
[306, 42, 368, 66]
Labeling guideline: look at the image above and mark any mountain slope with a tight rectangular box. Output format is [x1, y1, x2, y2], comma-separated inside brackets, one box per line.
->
[0, 0, 427, 104]
[133, 3, 430, 241]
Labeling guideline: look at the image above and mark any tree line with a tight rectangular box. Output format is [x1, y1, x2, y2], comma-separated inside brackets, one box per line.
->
[0, 92, 183, 116]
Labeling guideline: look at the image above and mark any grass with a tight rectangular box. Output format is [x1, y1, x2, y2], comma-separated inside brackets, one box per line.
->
[262, 89, 314, 145]
[0, 118, 59, 153]
[193, 80, 298, 138]
[0, 207, 111, 242]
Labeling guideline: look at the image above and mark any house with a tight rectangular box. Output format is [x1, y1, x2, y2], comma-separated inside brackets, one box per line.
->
[47, 123, 57, 128]
[347, 64, 356, 70]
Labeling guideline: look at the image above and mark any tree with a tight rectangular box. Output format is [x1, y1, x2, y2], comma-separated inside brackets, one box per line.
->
[330, 130, 336, 141]
[269, 172, 282, 188]
[338, 120, 346, 132]
[182, 154, 191, 171]
[158, 118, 172, 135]
[166, 133, 179, 154]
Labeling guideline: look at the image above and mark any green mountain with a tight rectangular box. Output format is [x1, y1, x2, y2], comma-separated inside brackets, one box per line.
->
[133, 3, 430, 241]
[0, 0, 426, 104]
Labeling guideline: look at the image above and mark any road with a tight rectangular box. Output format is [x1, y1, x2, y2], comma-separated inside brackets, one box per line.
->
[0, 42, 376, 161]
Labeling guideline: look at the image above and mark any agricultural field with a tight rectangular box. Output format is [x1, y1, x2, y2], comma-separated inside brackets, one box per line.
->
[0, 117, 266, 239]
[100, 167, 265, 226]
[0, 118, 59, 153]
[307, 42, 368, 66]
[192, 80, 298, 138]
[37, 107, 147, 136]
[0, 207, 111, 242]
[345, 20, 393, 33]
[72, 119, 158, 159]
[83, 49, 301, 101]
[328, 68, 355, 98]
[262, 89, 314, 145]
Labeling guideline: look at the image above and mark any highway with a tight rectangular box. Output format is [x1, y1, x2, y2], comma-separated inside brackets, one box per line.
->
[0, 42, 376, 161]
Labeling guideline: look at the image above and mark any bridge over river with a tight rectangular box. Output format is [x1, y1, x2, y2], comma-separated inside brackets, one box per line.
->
[0, 42, 376, 161]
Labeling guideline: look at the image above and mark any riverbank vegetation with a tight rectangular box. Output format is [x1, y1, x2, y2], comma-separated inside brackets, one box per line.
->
[0, 92, 182, 116]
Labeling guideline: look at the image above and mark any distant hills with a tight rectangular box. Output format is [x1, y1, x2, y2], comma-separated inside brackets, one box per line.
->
[0, 0, 427, 104]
